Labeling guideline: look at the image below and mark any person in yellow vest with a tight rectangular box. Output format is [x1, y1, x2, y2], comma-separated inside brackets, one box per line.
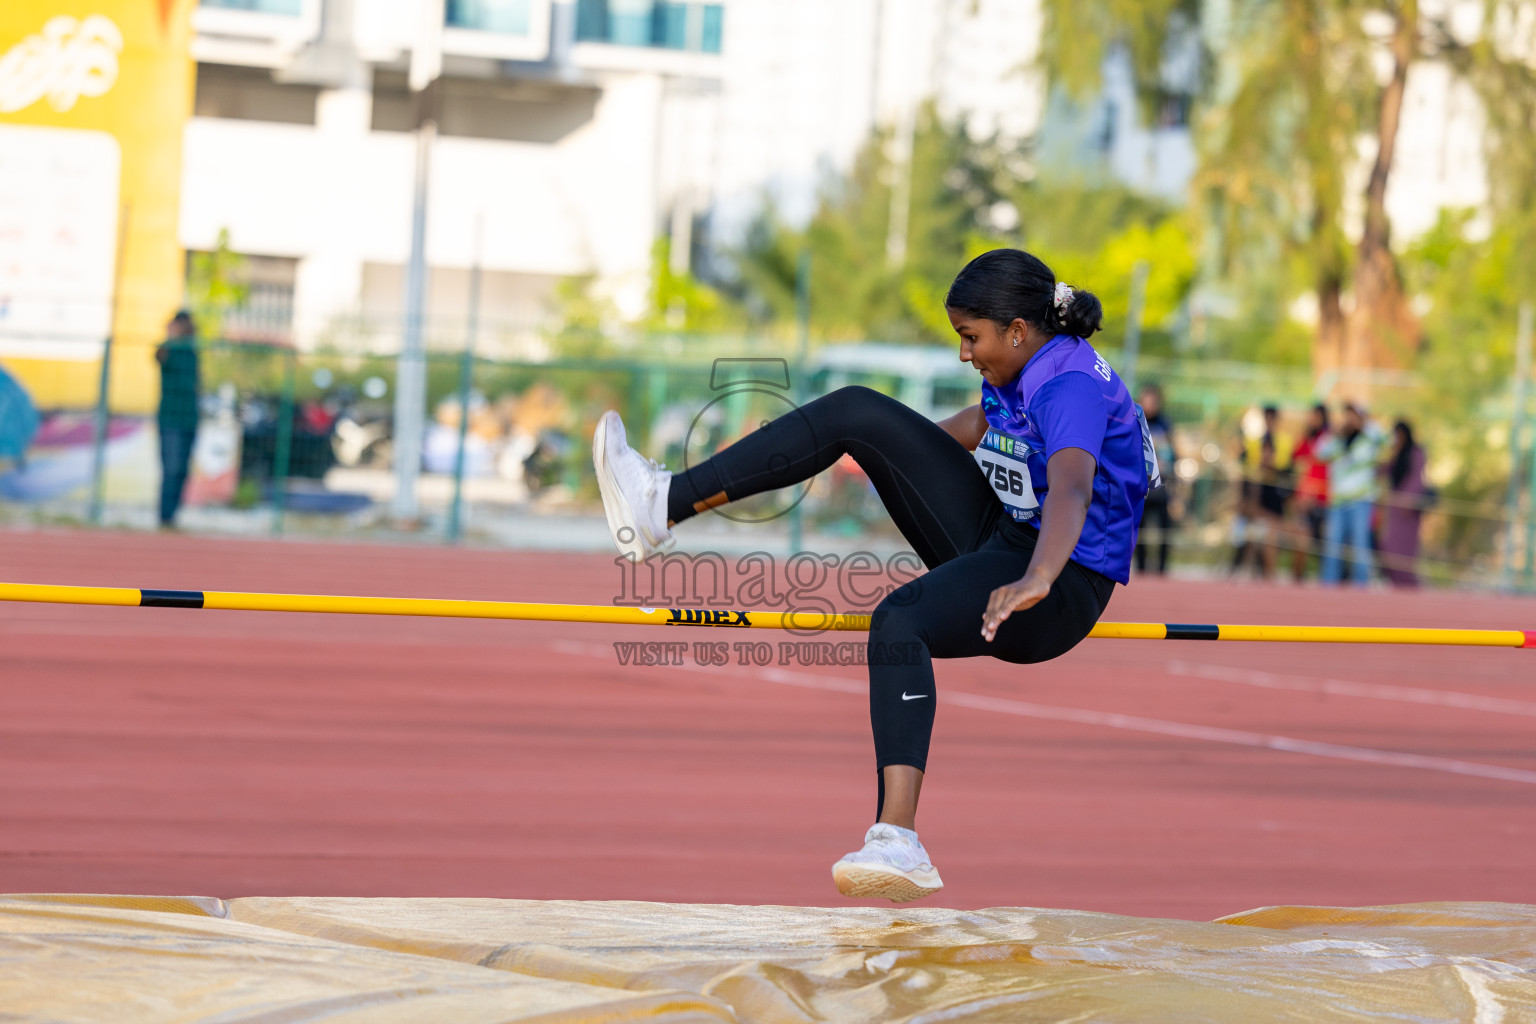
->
[1239, 406, 1294, 578]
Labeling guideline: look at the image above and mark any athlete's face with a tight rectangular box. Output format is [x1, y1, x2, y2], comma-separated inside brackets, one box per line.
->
[947, 308, 1030, 387]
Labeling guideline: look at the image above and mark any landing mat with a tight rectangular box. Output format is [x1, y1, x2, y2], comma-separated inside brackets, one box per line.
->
[4, 894, 1533, 1021]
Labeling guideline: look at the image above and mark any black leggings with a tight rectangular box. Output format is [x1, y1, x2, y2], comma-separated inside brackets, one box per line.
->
[669, 386, 1115, 780]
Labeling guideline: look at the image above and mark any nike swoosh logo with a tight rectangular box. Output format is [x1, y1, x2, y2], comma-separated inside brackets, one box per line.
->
[901, 692, 928, 701]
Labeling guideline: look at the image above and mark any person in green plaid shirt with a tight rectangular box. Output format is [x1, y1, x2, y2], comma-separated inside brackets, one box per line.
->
[1317, 403, 1385, 585]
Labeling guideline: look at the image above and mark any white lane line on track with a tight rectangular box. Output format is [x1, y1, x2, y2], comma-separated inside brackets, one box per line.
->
[548, 640, 1536, 788]
[929, 687, 1536, 787]
[1165, 660, 1536, 718]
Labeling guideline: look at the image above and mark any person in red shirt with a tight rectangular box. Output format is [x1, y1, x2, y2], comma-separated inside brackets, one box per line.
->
[1287, 404, 1330, 580]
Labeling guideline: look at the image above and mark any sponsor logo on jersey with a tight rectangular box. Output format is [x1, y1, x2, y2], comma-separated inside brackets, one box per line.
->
[983, 430, 1026, 456]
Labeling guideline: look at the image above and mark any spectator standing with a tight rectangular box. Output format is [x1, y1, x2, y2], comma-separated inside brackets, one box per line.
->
[1134, 383, 1179, 575]
[1379, 419, 1428, 587]
[1255, 433, 1289, 578]
[1230, 426, 1257, 575]
[1240, 405, 1292, 579]
[1287, 404, 1330, 580]
[1317, 404, 1385, 585]
[156, 310, 201, 528]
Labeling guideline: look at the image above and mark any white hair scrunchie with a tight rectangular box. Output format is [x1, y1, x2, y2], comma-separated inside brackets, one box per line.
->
[1053, 281, 1075, 313]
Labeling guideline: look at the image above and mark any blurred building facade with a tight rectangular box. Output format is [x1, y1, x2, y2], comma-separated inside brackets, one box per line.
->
[182, 0, 726, 353]
[1034, 45, 1199, 202]
[182, 0, 1065, 351]
[179, 0, 1492, 354]
[709, 0, 1046, 243]
[0, 0, 199, 409]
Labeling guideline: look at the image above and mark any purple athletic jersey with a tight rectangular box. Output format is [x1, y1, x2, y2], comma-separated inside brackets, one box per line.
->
[977, 335, 1149, 584]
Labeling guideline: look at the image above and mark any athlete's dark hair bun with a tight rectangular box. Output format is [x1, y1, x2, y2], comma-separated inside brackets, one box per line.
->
[945, 248, 1102, 339]
[1058, 289, 1103, 338]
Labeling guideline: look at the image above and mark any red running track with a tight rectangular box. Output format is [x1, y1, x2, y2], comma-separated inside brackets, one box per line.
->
[1, 528, 1533, 920]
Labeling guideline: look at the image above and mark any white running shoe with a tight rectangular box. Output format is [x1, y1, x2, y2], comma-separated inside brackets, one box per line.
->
[832, 823, 944, 903]
[592, 409, 674, 562]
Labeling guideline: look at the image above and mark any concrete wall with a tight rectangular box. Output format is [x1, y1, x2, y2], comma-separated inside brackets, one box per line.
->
[179, 68, 663, 347]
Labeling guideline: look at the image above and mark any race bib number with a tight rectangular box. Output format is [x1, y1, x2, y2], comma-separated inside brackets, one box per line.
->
[975, 430, 1039, 521]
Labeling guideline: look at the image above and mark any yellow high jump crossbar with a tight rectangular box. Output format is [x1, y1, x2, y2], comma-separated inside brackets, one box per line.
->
[0, 582, 1530, 648]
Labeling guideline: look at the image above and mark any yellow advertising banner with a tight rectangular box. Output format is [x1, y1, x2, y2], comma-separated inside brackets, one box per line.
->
[0, 0, 194, 411]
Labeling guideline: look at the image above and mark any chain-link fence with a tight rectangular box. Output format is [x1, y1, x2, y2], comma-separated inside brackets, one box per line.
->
[1, 332, 1533, 591]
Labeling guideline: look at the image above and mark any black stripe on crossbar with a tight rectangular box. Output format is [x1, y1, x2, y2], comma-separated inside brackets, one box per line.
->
[139, 589, 205, 609]
[1165, 623, 1220, 640]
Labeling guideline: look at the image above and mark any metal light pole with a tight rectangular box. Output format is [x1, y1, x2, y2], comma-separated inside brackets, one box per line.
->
[392, 0, 444, 523]
[1521, 303, 1536, 588]
[787, 248, 811, 555]
[89, 205, 131, 524]
[884, 104, 914, 268]
[1121, 260, 1149, 394]
[1504, 302, 1533, 590]
[447, 216, 483, 543]
[87, 328, 115, 525]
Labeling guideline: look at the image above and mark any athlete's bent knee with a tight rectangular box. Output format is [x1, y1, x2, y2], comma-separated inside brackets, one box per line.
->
[820, 384, 902, 423]
[869, 587, 928, 664]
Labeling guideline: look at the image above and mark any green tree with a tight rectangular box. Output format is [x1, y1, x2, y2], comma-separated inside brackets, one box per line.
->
[549, 237, 742, 357]
[1042, 0, 1536, 390]
[646, 237, 740, 332]
[547, 273, 622, 358]
[733, 108, 1195, 348]
[1005, 187, 1197, 354]
[556, 108, 1196, 353]
[1401, 211, 1528, 568]
[184, 228, 248, 341]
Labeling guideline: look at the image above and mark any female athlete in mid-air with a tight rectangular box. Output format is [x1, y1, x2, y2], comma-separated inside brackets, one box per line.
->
[593, 249, 1154, 903]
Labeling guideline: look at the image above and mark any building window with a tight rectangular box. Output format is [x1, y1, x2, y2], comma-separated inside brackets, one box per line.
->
[651, 3, 687, 48]
[700, 3, 722, 53]
[183, 252, 296, 343]
[194, 64, 318, 126]
[446, 0, 531, 35]
[199, 0, 303, 15]
[575, 0, 723, 53]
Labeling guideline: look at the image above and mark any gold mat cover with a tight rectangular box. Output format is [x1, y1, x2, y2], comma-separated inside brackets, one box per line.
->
[4, 894, 1534, 1021]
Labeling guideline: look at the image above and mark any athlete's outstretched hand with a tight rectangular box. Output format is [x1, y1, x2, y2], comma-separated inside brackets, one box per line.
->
[981, 572, 1051, 642]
